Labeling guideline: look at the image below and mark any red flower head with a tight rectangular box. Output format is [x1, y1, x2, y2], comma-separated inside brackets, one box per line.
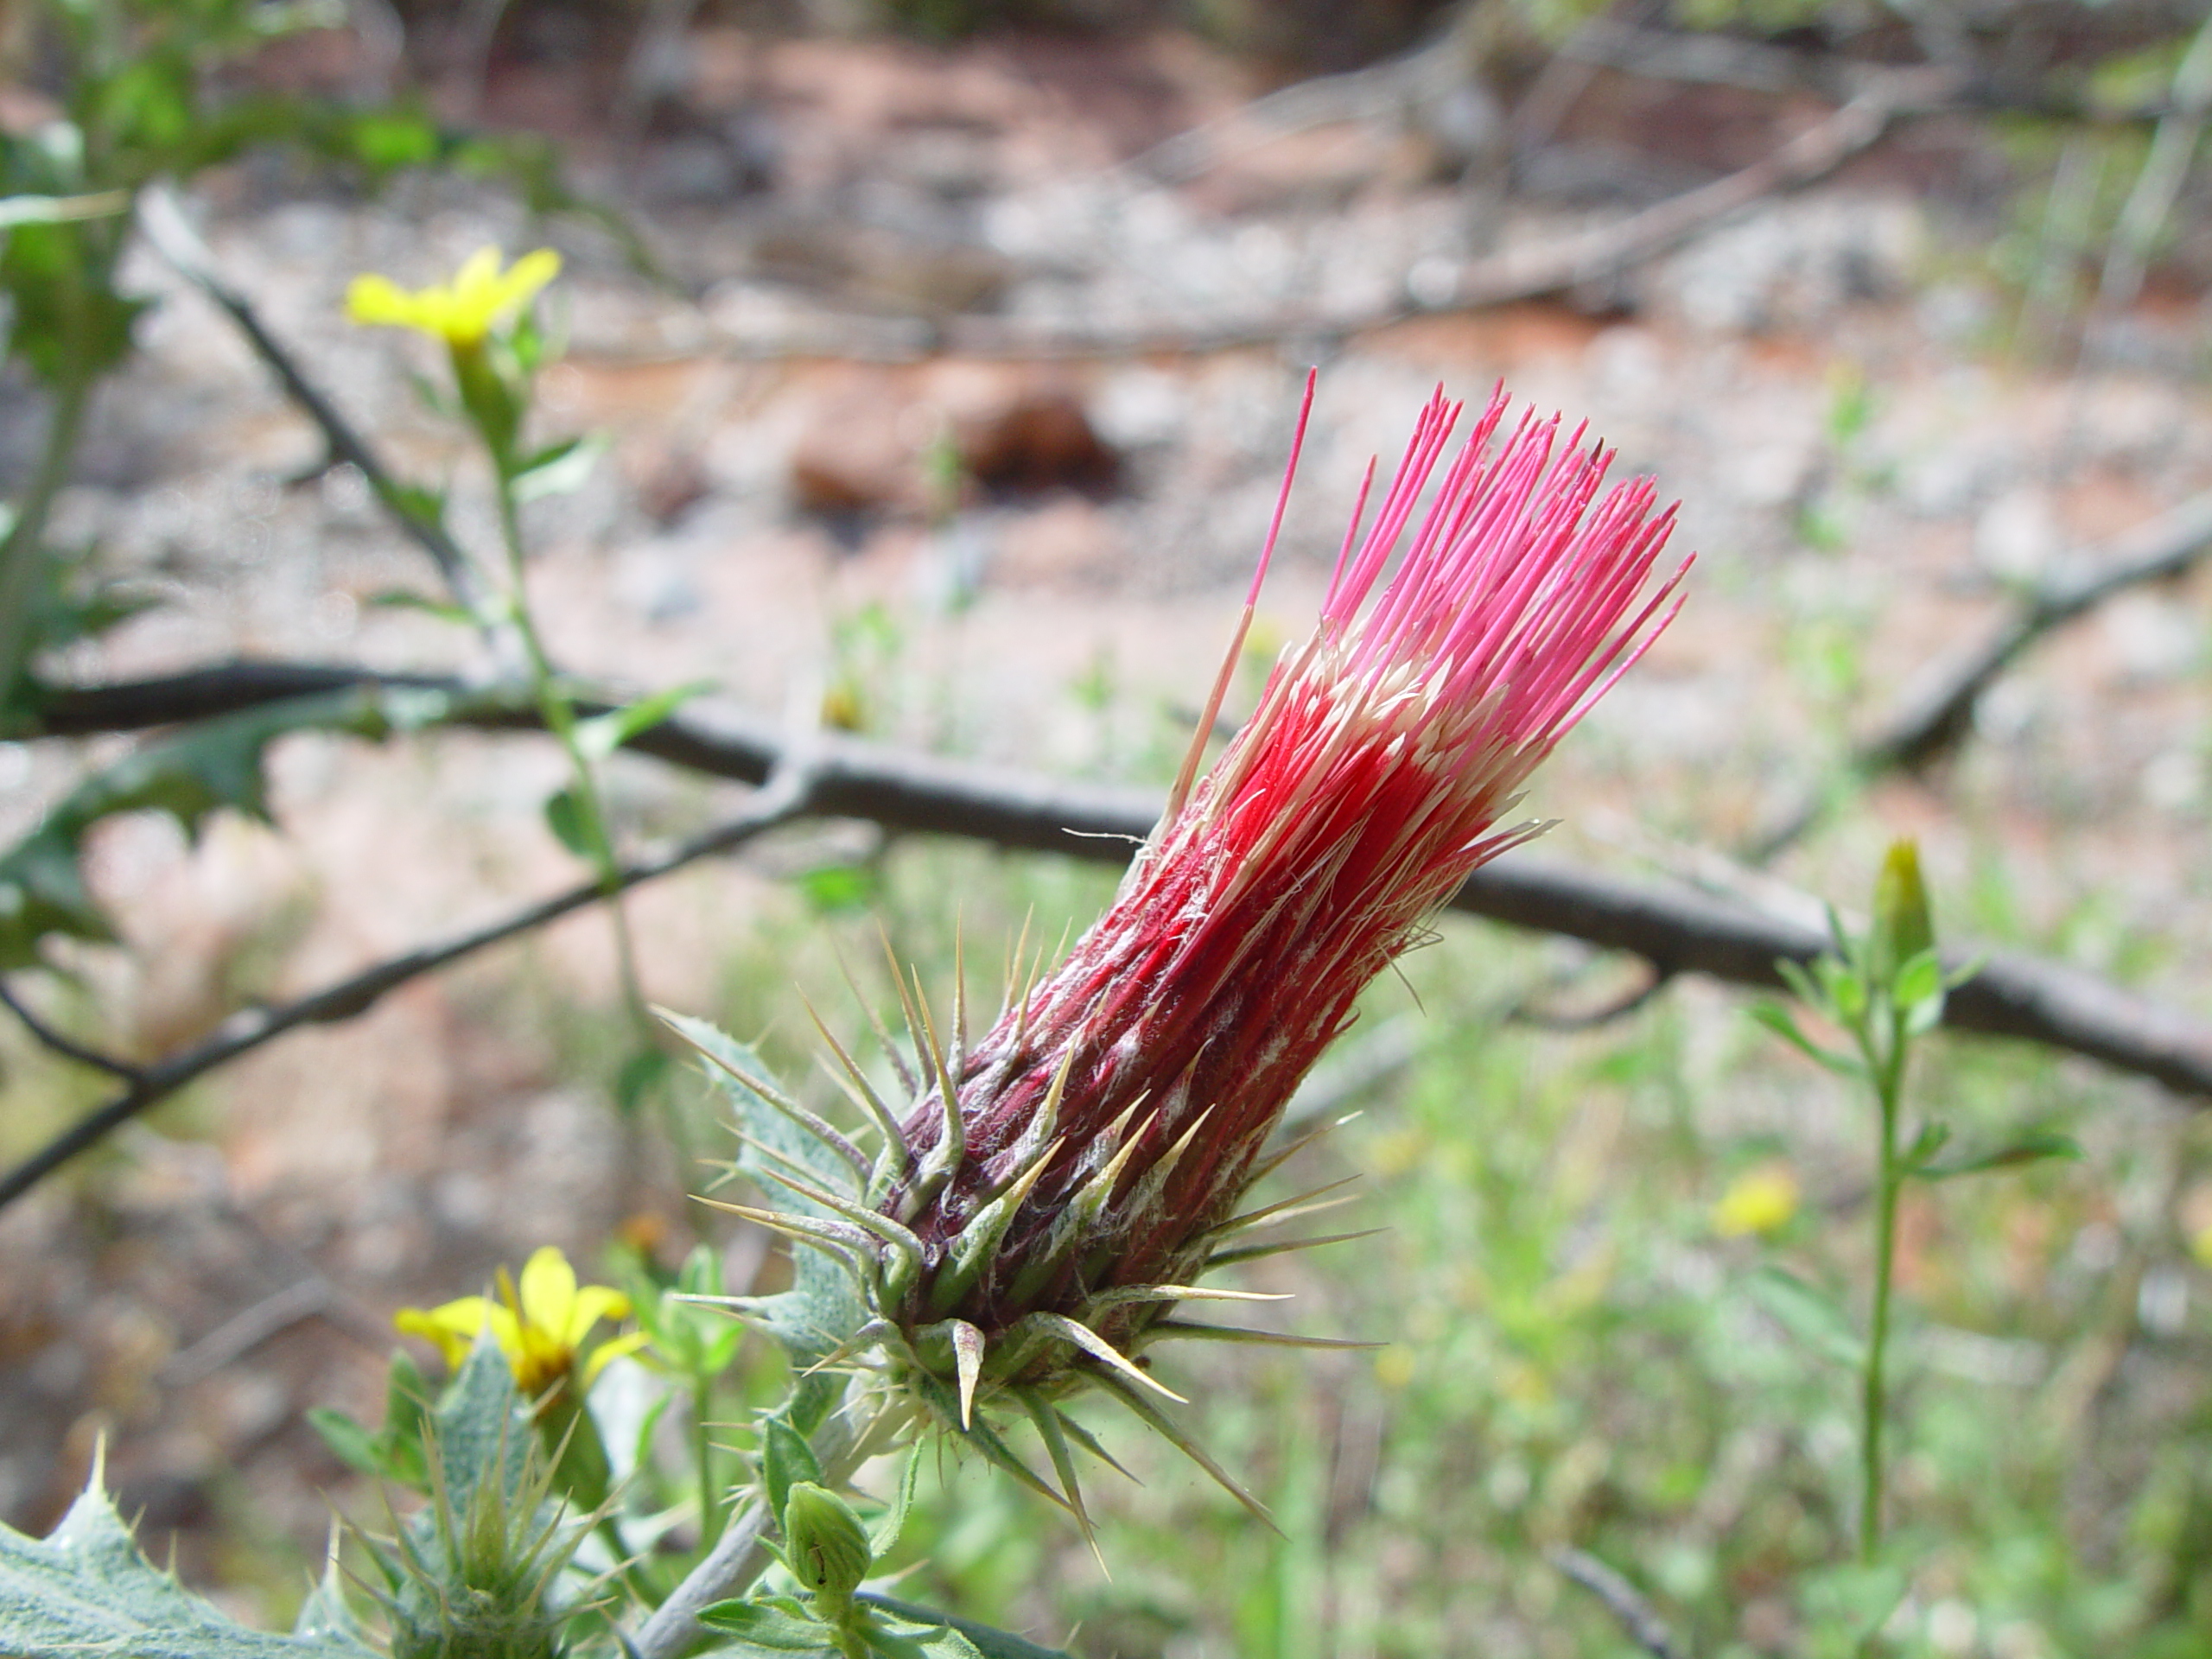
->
[690, 376, 1687, 1511]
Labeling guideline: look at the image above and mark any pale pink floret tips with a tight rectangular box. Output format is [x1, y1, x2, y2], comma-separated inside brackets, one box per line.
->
[1185, 373, 1690, 868]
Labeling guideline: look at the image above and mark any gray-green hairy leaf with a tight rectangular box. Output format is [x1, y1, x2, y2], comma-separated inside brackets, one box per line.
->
[667, 1013, 869, 1365]
[0, 1461, 376, 1658]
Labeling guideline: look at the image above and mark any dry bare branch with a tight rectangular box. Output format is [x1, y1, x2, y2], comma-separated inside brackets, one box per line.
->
[1750, 488, 2212, 858]
[24, 663, 2212, 1106]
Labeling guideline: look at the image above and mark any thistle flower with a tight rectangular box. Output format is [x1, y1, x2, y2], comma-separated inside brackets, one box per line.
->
[690, 377, 1688, 1516]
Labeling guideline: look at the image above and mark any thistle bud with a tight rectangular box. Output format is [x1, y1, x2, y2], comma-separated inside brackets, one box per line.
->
[877, 380, 1681, 1363]
[781, 1482, 873, 1611]
[713, 378, 1688, 1515]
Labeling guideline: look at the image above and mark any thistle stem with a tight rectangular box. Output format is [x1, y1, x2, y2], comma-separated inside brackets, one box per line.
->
[1857, 1020, 1908, 1565]
[692, 1378, 721, 1549]
[630, 1395, 900, 1659]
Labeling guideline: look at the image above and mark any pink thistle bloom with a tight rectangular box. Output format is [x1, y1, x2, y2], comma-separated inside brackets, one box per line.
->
[873, 377, 1690, 1393]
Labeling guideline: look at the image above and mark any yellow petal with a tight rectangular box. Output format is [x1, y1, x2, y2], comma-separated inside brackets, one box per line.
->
[493, 248, 561, 313]
[452, 245, 503, 302]
[518, 1246, 579, 1335]
[580, 1329, 652, 1389]
[345, 273, 426, 329]
[482, 1303, 524, 1363]
[344, 247, 558, 346]
[395, 1299, 488, 1370]
[565, 1283, 632, 1345]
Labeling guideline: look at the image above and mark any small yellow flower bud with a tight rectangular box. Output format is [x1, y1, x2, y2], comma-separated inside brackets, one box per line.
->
[1713, 1165, 1801, 1238]
[1872, 838, 1934, 977]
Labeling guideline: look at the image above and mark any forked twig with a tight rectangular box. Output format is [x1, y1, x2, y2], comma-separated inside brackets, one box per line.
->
[1550, 1547, 1688, 1659]
[1750, 489, 2212, 859]
[135, 187, 494, 625]
[0, 762, 818, 1210]
[0, 978, 142, 1081]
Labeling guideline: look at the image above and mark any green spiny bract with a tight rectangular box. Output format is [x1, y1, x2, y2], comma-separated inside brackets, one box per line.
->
[367, 1413, 590, 1659]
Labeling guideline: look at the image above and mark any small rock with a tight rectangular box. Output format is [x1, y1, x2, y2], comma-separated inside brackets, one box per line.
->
[632, 449, 713, 527]
[957, 391, 1117, 497]
[789, 375, 1119, 517]
[1974, 489, 2061, 582]
[2102, 591, 2200, 683]
[2141, 747, 2203, 810]
[1652, 194, 1922, 334]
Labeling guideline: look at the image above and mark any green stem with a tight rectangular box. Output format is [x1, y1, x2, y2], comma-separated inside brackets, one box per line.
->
[693, 1378, 722, 1549]
[1858, 1025, 1908, 1566]
[0, 365, 94, 705]
[486, 440, 649, 1030]
[631, 1394, 911, 1659]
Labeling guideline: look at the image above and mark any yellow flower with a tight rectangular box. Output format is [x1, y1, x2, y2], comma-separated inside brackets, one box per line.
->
[346, 245, 561, 347]
[397, 1245, 645, 1397]
[1713, 1165, 1801, 1238]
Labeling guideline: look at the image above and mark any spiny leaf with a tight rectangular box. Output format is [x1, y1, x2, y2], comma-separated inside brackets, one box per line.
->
[1016, 1391, 1096, 1554]
[760, 1415, 824, 1533]
[751, 1166, 928, 1264]
[1204, 1176, 1363, 1240]
[1047, 1408, 1137, 1484]
[0, 1454, 377, 1657]
[1086, 1370, 1278, 1533]
[663, 1009, 872, 1188]
[1015, 1313, 1185, 1404]
[949, 1319, 987, 1429]
[1205, 1229, 1384, 1269]
[667, 1014, 869, 1366]
[914, 1376, 1068, 1514]
[1140, 1321, 1378, 1351]
[1084, 1284, 1292, 1310]
[927, 1137, 1063, 1319]
[694, 1596, 836, 1653]
[867, 1444, 923, 1557]
[693, 1198, 879, 1278]
[804, 997, 910, 1179]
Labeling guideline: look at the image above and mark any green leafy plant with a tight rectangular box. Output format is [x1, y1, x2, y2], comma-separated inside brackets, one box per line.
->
[1754, 841, 2082, 1640]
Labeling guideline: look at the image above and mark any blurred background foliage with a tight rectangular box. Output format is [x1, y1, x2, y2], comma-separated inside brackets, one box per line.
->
[6, 0, 2212, 1656]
